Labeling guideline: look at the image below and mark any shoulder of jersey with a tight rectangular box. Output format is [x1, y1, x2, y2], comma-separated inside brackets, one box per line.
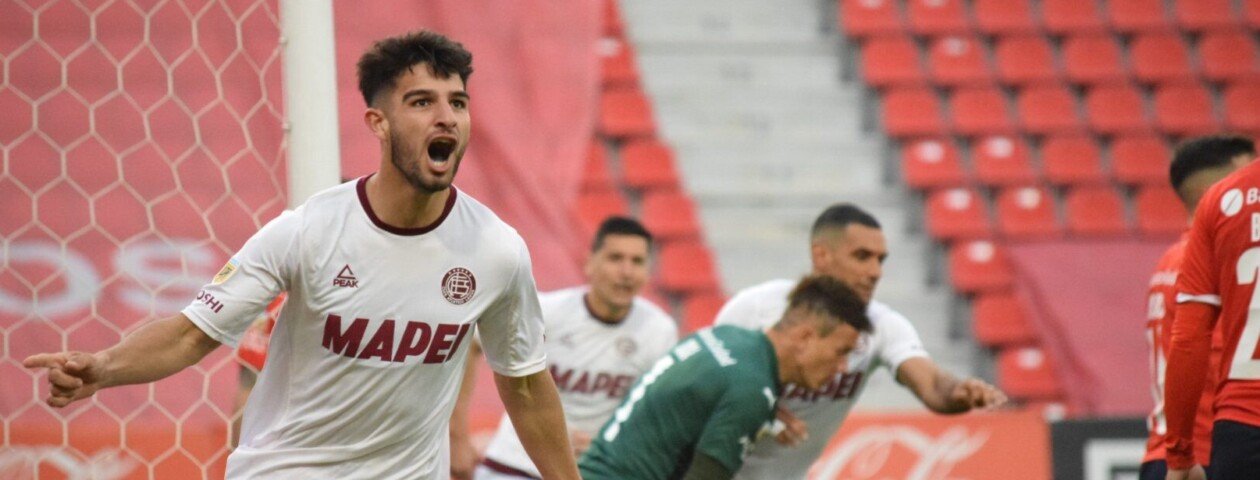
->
[539, 286, 585, 305]
[632, 296, 677, 329]
[733, 278, 795, 300]
[867, 299, 913, 330]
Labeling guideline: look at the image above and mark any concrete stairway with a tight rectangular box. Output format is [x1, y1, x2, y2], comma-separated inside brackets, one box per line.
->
[621, 0, 983, 410]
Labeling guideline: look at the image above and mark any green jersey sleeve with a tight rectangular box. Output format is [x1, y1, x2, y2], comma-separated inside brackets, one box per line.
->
[695, 376, 779, 473]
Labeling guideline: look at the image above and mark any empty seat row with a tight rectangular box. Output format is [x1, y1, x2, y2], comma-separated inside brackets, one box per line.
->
[862, 32, 1260, 89]
[902, 135, 1173, 190]
[925, 184, 1186, 241]
[842, 0, 1258, 38]
[881, 82, 1260, 138]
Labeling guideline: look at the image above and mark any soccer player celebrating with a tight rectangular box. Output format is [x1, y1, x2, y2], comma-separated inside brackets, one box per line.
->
[455, 216, 679, 479]
[579, 275, 871, 480]
[716, 204, 1007, 480]
[1166, 136, 1260, 480]
[1142, 135, 1255, 480]
[22, 31, 580, 479]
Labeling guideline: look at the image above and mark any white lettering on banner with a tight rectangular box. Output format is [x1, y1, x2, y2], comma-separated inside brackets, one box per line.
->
[0, 241, 99, 318]
[809, 425, 989, 480]
[114, 239, 217, 314]
[0, 447, 136, 480]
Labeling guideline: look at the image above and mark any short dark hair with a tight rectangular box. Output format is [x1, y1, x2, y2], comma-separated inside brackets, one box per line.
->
[592, 216, 653, 253]
[1169, 134, 1256, 192]
[810, 204, 881, 239]
[356, 30, 474, 107]
[779, 275, 872, 335]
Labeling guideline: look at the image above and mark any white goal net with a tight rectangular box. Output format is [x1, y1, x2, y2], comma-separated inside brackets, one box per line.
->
[2, 0, 287, 478]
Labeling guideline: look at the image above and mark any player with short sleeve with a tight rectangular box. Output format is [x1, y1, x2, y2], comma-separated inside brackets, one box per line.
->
[1166, 137, 1260, 480]
[717, 204, 1007, 480]
[460, 217, 679, 480]
[23, 31, 580, 480]
[579, 275, 871, 480]
[1139, 135, 1253, 480]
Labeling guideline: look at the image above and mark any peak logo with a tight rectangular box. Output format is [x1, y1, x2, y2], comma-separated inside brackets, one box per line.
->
[334, 265, 358, 288]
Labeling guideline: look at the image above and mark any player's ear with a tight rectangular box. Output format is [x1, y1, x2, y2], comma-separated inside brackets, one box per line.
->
[364, 108, 389, 141]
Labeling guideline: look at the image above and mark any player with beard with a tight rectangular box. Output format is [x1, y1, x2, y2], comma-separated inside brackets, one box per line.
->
[23, 30, 580, 480]
[716, 204, 1007, 479]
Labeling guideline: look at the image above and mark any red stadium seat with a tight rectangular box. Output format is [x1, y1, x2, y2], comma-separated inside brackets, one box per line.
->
[973, 0, 1038, 35]
[1107, 0, 1172, 33]
[950, 86, 1016, 135]
[907, 0, 969, 36]
[582, 142, 614, 192]
[1085, 84, 1152, 134]
[681, 292, 727, 334]
[839, 0, 905, 38]
[1248, 0, 1260, 29]
[1199, 31, 1260, 83]
[1041, 135, 1105, 186]
[656, 240, 720, 294]
[640, 189, 702, 241]
[1224, 82, 1260, 133]
[1173, 0, 1239, 32]
[927, 35, 993, 87]
[1111, 134, 1172, 186]
[1065, 185, 1128, 236]
[994, 34, 1060, 86]
[599, 37, 639, 88]
[1154, 83, 1218, 136]
[925, 187, 993, 240]
[996, 186, 1062, 238]
[602, 0, 625, 37]
[973, 293, 1036, 347]
[599, 87, 655, 139]
[1017, 84, 1085, 135]
[620, 138, 680, 192]
[901, 138, 967, 189]
[574, 189, 630, 239]
[1063, 34, 1128, 86]
[949, 240, 1014, 293]
[1135, 185, 1188, 236]
[999, 347, 1064, 399]
[1130, 33, 1195, 85]
[1042, 0, 1106, 34]
[882, 87, 946, 137]
[973, 135, 1037, 187]
[860, 36, 926, 87]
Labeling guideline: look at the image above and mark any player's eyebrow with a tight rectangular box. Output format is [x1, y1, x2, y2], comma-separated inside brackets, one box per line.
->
[401, 89, 470, 102]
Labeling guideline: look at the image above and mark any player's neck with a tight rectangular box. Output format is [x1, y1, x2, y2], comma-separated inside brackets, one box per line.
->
[366, 170, 451, 230]
[763, 329, 798, 385]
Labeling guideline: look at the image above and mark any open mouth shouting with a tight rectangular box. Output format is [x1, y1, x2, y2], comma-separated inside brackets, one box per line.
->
[427, 136, 458, 165]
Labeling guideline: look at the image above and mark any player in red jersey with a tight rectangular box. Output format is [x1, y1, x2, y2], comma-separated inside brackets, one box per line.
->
[1143, 135, 1255, 480]
[1166, 135, 1259, 480]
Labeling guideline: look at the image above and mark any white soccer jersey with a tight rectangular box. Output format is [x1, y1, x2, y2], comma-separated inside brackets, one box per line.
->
[480, 286, 678, 478]
[181, 177, 547, 479]
[715, 279, 928, 480]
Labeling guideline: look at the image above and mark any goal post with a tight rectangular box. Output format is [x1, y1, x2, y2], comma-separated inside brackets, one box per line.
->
[280, 0, 341, 207]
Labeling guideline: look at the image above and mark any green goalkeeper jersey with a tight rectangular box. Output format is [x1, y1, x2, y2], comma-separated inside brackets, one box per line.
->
[579, 325, 782, 480]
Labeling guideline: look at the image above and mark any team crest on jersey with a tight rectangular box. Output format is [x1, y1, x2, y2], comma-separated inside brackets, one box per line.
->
[615, 337, 637, 357]
[442, 267, 477, 305]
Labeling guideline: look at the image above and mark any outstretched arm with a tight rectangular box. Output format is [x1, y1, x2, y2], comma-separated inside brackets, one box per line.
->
[896, 357, 1007, 414]
[23, 313, 221, 408]
[493, 369, 579, 480]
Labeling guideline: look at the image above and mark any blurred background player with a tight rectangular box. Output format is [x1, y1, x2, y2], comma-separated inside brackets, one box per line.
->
[1141, 135, 1255, 480]
[579, 275, 871, 480]
[716, 203, 1006, 479]
[453, 216, 678, 480]
[22, 30, 581, 479]
[1166, 135, 1260, 480]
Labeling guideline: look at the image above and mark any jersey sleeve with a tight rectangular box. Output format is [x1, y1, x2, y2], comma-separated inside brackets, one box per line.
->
[476, 236, 547, 377]
[182, 209, 299, 347]
[875, 307, 930, 373]
[1176, 197, 1222, 306]
[695, 380, 775, 474]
